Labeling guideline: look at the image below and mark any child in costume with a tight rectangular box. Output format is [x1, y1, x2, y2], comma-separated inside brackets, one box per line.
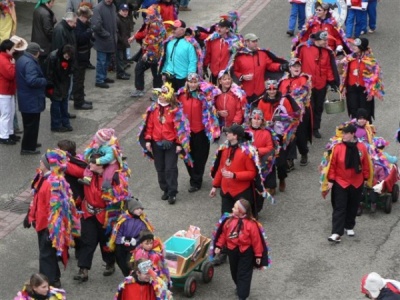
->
[80, 128, 123, 191]
[114, 259, 172, 300]
[211, 198, 270, 300]
[107, 197, 155, 276]
[14, 273, 66, 300]
[131, 230, 171, 288]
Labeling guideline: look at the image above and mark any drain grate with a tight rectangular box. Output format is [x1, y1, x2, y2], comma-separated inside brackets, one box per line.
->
[0, 199, 30, 214]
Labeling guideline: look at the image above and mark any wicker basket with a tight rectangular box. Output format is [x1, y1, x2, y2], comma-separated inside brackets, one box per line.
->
[324, 93, 345, 114]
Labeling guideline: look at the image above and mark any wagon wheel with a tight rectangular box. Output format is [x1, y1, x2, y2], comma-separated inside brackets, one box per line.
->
[384, 195, 392, 214]
[392, 184, 399, 203]
[202, 261, 214, 283]
[184, 275, 197, 298]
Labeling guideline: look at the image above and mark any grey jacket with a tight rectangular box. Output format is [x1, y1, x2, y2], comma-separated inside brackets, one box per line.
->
[91, 1, 118, 53]
[31, 5, 57, 56]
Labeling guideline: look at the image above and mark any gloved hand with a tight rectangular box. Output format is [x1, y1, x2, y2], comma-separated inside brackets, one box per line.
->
[162, 140, 173, 150]
[280, 63, 289, 72]
[23, 212, 31, 229]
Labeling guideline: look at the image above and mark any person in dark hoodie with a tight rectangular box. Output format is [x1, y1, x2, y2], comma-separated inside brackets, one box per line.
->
[116, 4, 134, 80]
[45, 44, 75, 132]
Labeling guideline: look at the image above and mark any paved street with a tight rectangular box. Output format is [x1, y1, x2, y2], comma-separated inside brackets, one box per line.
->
[1, 0, 400, 299]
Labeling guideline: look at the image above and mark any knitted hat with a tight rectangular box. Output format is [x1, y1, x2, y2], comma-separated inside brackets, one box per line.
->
[126, 198, 144, 214]
[95, 128, 115, 144]
[26, 42, 44, 55]
[138, 229, 154, 244]
[362, 272, 385, 298]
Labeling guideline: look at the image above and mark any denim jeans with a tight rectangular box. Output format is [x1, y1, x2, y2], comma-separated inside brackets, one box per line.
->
[50, 97, 70, 129]
[362, 1, 377, 31]
[95, 51, 112, 83]
[346, 9, 367, 38]
[287, 3, 306, 31]
[180, 0, 189, 6]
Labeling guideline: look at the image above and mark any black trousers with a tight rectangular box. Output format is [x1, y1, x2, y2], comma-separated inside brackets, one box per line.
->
[220, 186, 253, 215]
[246, 93, 264, 105]
[294, 107, 311, 156]
[185, 130, 210, 189]
[21, 112, 40, 151]
[135, 58, 162, 91]
[38, 229, 60, 285]
[275, 142, 288, 180]
[170, 77, 187, 92]
[115, 244, 134, 277]
[346, 85, 374, 123]
[331, 182, 363, 235]
[210, 73, 218, 85]
[152, 142, 179, 197]
[72, 63, 87, 107]
[78, 216, 115, 270]
[311, 87, 327, 130]
[227, 247, 254, 299]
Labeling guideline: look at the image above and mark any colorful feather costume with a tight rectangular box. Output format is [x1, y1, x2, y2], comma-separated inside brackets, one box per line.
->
[340, 49, 384, 100]
[43, 149, 80, 267]
[107, 211, 155, 252]
[14, 286, 66, 300]
[137, 101, 193, 165]
[335, 119, 376, 144]
[177, 81, 221, 141]
[114, 273, 173, 300]
[209, 212, 271, 269]
[279, 72, 312, 116]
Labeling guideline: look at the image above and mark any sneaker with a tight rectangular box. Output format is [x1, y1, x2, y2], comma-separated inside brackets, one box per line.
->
[188, 186, 200, 193]
[168, 196, 176, 205]
[344, 229, 355, 237]
[73, 268, 88, 282]
[360, 30, 366, 35]
[286, 30, 294, 37]
[328, 233, 341, 243]
[103, 263, 115, 276]
[95, 82, 110, 89]
[9, 134, 21, 142]
[21, 149, 40, 155]
[313, 129, 322, 139]
[300, 154, 309, 166]
[130, 90, 145, 97]
[368, 29, 375, 34]
[161, 191, 169, 200]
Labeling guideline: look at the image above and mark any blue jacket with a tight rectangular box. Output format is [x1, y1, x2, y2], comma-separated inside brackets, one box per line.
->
[162, 37, 198, 80]
[16, 53, 47, 113]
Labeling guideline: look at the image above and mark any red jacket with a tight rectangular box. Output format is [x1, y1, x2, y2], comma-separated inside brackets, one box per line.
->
[247, 128, 274, 157]
[328, 142, 371, 188]
[120, 281, 156, 300]
[144, 105, 179, 143]
[204, 38, 231, 77]
[257, 97, 294, 122]
[215, 90, 244, 127]
[178, 92, 205, 133]
[279, 75, 309, 95]
[233, 50, 281, 97]
[212, 146, 257, 196]
[346, 58, 366, 87]
[82, 173, 107, 224]
[297, 44, 335, 89]
[159, 2, 177, 22]
[0, 52, 16, 95]
[29, 174, 51, 232]
[300, 18, 345, 50]
[216, 217, 264, 257]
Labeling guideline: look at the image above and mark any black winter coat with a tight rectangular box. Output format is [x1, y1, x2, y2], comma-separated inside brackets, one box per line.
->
[75, 18, 93, 63]
[31, 5, 57, 56]
[117, 14, 134, 50]
[45, 49, 73, 100]
[52, 20, 77, 51]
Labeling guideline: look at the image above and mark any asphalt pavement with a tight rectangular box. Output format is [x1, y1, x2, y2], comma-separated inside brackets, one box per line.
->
[1, 0, 400, 299]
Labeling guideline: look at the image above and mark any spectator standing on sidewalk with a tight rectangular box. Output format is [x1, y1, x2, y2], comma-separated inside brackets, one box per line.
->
[31, 0, 57, 70]
[116, 4, 134, 81]
[362, 0, 380, 34]
[286, 0, 306, 37]
[91, 0, 118, 89]
[16, 43, 47, 155]
[345, 0, 368, 38]
[179, 0, 191, 11]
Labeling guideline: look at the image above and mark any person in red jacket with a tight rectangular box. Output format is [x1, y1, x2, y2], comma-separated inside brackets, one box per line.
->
[213, 198, 266, 300]
[215, 71, 246, 130]
[204, 19, 241, 84]
[138, 82, 191, 204]
[24, 149, 79, 288]
[233, 33, 288, 104]
[295, 30, 339, 138]
[340, 37, 384, 123]
[159, 0, 178, 23]
[246, 109, 277, 195]
[0, 39, 18, 145]
[279, 58, 312, 167]
[177, 73, 220, 192]
[326, 124, 371, 243]
[295, 2, 349, 53]
[74, 152, 130, 282]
